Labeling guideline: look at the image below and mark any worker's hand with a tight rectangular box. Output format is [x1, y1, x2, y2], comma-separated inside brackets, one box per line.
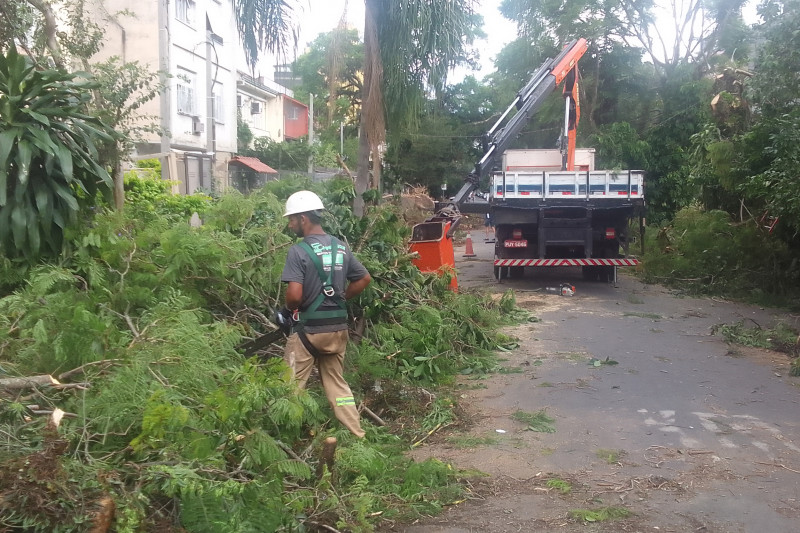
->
[274, 308, 295, 335]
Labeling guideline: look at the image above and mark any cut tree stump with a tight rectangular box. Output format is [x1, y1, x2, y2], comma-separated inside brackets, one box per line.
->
[316, 437, 338, 479]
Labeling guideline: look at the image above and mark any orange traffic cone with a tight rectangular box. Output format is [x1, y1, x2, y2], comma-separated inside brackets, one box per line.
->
[463, 232, 476, 258]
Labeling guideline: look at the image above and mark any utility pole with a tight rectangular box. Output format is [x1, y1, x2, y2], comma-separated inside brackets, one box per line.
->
[308, 93, 314, 176]
[206, 34, 215, 192]
[157, 0, 171, 181]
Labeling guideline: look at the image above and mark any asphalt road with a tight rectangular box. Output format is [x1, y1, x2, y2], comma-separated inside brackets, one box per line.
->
[395, 237, 800, 532]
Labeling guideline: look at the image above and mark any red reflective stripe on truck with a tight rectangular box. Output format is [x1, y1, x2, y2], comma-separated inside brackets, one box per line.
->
[494, 258, 640, 267]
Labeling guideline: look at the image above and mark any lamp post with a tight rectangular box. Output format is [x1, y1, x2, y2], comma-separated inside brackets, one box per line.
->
[441, 183, 447, 202]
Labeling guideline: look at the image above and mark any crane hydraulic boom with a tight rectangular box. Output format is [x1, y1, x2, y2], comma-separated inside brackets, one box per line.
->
[450, 38, 588, 207]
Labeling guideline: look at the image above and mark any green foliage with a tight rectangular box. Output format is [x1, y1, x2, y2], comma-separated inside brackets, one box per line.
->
[242, 137, 312, 171]
[0, 45, 116, 258]
[740, 111, 800, 236]
[237, 111, 254, 152]
[0, 177, 524, 531]
[444, 434, 500, 448]
[569, 506, 632, 523]
[596, 448, 625, 464]
[334, 443, 468, 524]
[546, 478, 572, 494]
[714, 321, 799, 356]
[511, 409, 556, 433]
[385, 106, 476, 196]
[124, 170, 212, 222]
[292, 27, 363, 134]
[591, 122, 650, 170]
[641, 207, 800, 306]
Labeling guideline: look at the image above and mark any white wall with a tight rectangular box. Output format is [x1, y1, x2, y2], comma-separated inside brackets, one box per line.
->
[170, 0, 237, 153]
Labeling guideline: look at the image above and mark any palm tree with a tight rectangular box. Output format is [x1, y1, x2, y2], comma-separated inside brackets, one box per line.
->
[236, 0, 479, 216]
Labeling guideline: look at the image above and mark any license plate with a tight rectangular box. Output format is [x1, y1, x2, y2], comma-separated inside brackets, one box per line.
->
[504, 239, 528, 248]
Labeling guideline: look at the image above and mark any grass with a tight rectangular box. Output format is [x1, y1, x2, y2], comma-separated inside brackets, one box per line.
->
[556, 351, 589, 362]
[546, 478, 572, 494]
[715, 321, 798, 351]
[622, 311, 662, 320]
[596, 448, 625, 464]
[568, 506, 632, 522]
[511, 409, 556, 433]
[445, 435, 500, 448]
[537, 381, 554, 387]
[626, 294, 645, 304]
[713, 320, 800, 375]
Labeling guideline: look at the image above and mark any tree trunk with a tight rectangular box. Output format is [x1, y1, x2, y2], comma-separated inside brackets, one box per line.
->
[113, 156, 124, 211]
[26, 0, 64, 69]
[354, 120, 369, 217]
[371, 145, 381, 195]
[355, 0, 385, 218]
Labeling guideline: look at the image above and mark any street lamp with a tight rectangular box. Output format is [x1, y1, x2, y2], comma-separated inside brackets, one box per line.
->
[441, 183, 447, 201]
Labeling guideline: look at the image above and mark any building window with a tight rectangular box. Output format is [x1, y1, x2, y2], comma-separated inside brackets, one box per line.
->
[212, 87, 224, 124]
[176, 71, 197, 116]
[287, 105, 300, 120]
[176, 0, 195, 24]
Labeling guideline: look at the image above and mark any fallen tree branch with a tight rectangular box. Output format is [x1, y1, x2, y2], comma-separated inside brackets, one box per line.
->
[0, 374, 60, 390]
[358, 403, 386, 426]
[411, 422, 451, 448]
[28, 407, 78, 420]
[304, 522, 342, 533]
[756, 461, 800, 474]
[276, 440, 305, 463]
[336, 153, 352, 179]
[52, 382, 91, 391]
[59, 360, 122, 381]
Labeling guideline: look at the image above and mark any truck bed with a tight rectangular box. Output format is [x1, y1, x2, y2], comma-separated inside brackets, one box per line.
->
[491, 170, 645, 202]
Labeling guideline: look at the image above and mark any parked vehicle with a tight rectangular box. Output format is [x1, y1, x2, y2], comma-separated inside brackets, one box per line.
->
[446, 38, 645, 282]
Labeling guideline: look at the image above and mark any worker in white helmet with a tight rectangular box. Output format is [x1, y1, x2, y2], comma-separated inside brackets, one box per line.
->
[279, 190, 372, 438]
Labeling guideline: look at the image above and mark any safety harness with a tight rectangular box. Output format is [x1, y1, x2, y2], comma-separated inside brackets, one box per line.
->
[295, 237, 348, 357]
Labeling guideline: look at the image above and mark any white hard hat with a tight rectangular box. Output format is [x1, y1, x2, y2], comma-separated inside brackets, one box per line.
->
[284, 190, 325, 217]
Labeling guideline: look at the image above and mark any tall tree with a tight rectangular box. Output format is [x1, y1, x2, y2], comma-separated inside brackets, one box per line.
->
[499, 0, 749, 81]
[734, 0, 800, 236]
[354, 0, 481, 216]
[235, 0, 480, 216]
[292, 27, 364, 135]
[234, 0, 299, 70]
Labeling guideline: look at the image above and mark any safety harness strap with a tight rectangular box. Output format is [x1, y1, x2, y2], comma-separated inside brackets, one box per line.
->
[297, 238, 347, 329]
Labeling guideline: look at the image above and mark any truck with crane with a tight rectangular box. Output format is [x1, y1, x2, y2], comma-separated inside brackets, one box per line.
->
[448, 38, 645, 283]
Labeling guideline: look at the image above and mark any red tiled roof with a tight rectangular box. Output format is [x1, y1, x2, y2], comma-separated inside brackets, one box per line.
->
[229, 156, 278, 174]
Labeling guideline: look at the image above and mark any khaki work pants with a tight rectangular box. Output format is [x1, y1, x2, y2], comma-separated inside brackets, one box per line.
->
[284, 330, 365, 438]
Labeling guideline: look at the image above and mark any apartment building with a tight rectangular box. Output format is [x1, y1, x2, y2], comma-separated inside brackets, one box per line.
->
[94, 0, 307, 193]
[236, 71, 308, 143]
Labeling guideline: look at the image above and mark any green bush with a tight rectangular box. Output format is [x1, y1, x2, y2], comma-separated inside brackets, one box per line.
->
[641, 207, 800, 307]
[0, 46, 117, 259]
